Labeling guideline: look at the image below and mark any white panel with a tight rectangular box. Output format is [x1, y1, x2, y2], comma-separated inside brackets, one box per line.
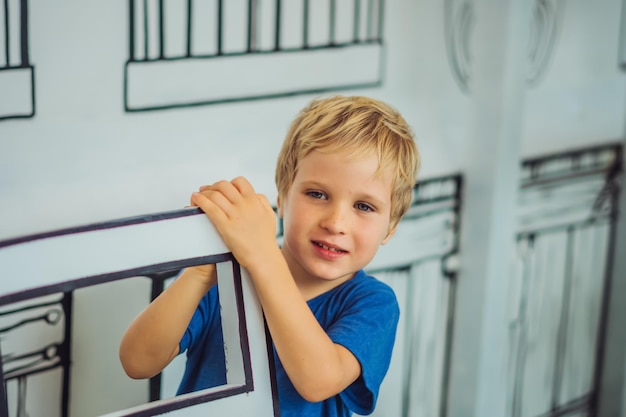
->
[371, 209, 455, 270]
[217, 261, 246, 385]
[0, 210, 278, 417]
[368, 269, 409, 417]
[279, 1, 303, 49]
[0, 68, 32, 118]
[308, 1, 330, 47]
[447, 1, 531, 416]
[256, 0, 277, 51]
[70, 278, 152, 417]
[164, 0, 188, 58]
[522, 233, 568, 417]
[7, 0, 21, 67]
[190, 0, 219, 56]
[366, 261, 451, 417]
[133, 0, 146, 61]
[0, 3, 6, 67]
[355, 0, 369, 42]
[557, 226, 606, 404]
[334, 0, 355, 44]
[5, 369, 63, 417]
[126, 43, 381, 109]
[0, 210, 228, 298]
[146, 0, 161, 60]
[223, 0, 249, 54]
[405, 262, 450, 417]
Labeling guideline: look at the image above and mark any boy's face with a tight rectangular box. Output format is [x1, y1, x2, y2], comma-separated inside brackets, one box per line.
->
[277, 149, 396, 294]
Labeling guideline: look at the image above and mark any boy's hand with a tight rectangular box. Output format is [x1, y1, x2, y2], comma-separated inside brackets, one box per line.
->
[190, 177, 279, 269]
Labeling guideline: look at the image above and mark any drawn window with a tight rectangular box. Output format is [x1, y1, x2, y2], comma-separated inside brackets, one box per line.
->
[124, 0, 385, 111]
[0, 0, 34, 120]
[0, 209, 279, 417]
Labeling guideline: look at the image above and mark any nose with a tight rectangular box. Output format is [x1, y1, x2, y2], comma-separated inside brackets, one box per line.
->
[319, 204, 347, 234]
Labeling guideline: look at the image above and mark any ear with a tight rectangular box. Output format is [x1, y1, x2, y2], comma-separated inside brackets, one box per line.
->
[276, 195, 283, 218]
[381, 224, 397, 245]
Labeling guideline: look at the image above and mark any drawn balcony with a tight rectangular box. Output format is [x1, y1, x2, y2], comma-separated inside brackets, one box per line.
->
[124, 0, 385, 111]
[0, 0, 35, 120]
[0, 143, 622, 417]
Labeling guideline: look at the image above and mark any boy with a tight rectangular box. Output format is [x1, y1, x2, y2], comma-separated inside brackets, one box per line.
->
[119, 95, 420, 416]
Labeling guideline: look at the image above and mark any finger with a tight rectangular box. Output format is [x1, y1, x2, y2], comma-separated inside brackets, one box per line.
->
[190, 184, 215, 206]
[191, 192, 229, 224]
[198, 181, 232, 194]
[207, 180, 245, 204]
[257, 193, 274, 212]
[198, 188, 239, 217]
[231, 176, 256, 197]
[194, 184, 215, 206]
[198, 181, 227, 193]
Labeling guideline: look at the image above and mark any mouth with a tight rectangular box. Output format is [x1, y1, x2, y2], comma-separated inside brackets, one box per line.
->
[313, 241, 348, 253]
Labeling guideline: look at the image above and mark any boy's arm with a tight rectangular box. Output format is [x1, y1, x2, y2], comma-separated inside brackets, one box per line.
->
[119, 264, 216, 379]
[248, 254, 362, 402]
[191, 178, 361, 402]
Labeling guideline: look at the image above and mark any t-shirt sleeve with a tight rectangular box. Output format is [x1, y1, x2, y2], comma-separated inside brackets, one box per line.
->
[176, 285, 227, 396]
[178, 285, 219, 353]
[328, 280, 400, 415]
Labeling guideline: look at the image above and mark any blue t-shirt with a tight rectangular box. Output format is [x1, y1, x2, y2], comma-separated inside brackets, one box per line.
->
[177, 269, 400, 417]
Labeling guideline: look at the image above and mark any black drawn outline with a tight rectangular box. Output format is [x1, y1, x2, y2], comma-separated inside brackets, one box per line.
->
[443, 0, 563, 93]
[0, 0, 35, 121]
[0, 295, 70, 417]
[0, 208, 280, 417]
[124, 0, 386, 112]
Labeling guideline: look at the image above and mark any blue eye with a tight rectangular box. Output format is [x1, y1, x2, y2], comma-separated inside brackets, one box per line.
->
[355, 202, 375, 212]
[307, 190, 326, 200]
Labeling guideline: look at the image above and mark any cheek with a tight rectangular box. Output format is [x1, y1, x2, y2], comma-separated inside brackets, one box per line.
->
[281, 197, 308, 224]
[376, 221, 394, 244]
[355, 221, 388, 247]
[281, 208, 305, 239]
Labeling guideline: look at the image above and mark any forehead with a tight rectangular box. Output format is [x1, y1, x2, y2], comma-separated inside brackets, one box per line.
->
[300, 147, 373, 168]
[302, 147, 390, 175]
[295, 150, 394, 199]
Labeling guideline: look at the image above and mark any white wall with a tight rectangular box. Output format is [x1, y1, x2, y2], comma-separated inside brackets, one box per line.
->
[522, 0, 626, 155]
[0, 0, 442, 241]
[1, 0, 625, 416]
[1, 1, 623, 241]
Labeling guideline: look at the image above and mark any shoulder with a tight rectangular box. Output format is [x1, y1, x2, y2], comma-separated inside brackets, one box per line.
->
[329, 271, 399, 316]
[308, 271, 398, 324]
[344, 271, 397, 302]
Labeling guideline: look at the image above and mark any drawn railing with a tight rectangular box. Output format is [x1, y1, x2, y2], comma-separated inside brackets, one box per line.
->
[124, 0, 385, 110]
[508, 143, 623, 417]
[150, 174, 464, 408]
[0, 213, 280, 417]
[364, 143, 622, 417]
[1, 143, 621, 417]
[0, 173, 462, 417]
[0, 277, 191, 416]
[0, 295, 70, 417]
[128, 0, 383, 61]
[367, 175, 462, 417]
[1, 0, 29, 69]
[0, 0, 34, 120]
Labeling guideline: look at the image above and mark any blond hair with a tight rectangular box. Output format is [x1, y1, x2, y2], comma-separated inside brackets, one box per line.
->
[275, 95, 420, 229]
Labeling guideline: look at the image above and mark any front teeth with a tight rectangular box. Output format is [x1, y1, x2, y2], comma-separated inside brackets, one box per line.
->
[317, 242, 343, 252]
